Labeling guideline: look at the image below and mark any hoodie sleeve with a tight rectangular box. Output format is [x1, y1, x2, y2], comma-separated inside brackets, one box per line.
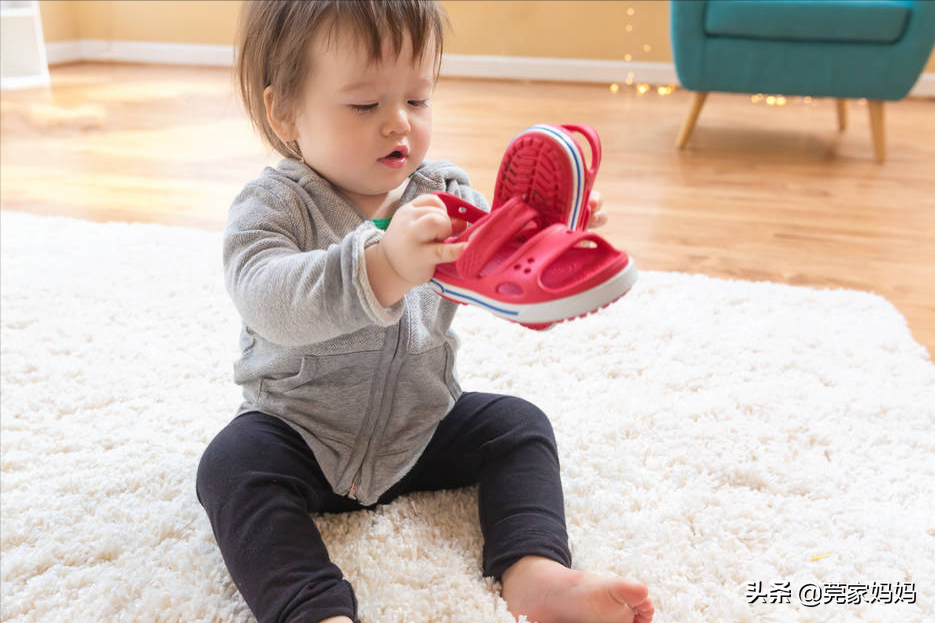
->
[445, 176, 490, 213]
[222, 182, 404, 347]
[412, 159, 491, 213]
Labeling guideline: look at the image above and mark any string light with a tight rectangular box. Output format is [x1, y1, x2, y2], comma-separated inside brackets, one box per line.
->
[642, 44, 651, 52]
[604, 81, 675, 97]
[625, 24, 633, 32]
[627, 7, 635, 16]
[624, 53, 632, 61]
[751, 94, 790, 106]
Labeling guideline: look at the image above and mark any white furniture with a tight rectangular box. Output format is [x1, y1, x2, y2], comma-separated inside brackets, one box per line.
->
[1, 0, 49, 89]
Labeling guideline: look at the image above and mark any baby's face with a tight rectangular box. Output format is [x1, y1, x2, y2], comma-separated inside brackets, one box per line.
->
[292, 29, 435, 208]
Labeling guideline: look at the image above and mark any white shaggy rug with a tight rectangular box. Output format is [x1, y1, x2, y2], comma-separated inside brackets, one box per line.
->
[1, 210, 933, 623]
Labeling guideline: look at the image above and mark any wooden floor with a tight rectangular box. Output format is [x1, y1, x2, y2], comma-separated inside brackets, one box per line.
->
[2, 62, 934, 355]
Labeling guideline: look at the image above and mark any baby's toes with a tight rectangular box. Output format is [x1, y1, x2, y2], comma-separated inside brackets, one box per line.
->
[631, 596, 654, 623]
[593, 580, 650, 622]
[613, 580, 649, 608]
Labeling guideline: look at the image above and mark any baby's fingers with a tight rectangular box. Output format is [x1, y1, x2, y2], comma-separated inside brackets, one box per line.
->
[410, 209, 455, 243]
[588, 189, 603, 209]
[450, 218, 469, 236]
[587, 208, 608, 229]
[430, 241, 468, 265]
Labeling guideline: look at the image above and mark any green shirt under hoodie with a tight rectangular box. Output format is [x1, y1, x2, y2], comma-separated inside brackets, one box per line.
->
[222, 157, 489, 506]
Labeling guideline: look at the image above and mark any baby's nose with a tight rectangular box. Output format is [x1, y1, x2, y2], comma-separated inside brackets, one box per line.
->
[383, 106, 411, 135]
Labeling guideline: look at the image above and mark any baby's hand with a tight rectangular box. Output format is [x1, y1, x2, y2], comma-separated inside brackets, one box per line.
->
[586, 190, 608, 229]
[379, 194, 467, 285]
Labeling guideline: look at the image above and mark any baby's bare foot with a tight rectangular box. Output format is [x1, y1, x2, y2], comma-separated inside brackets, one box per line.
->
[500, 556, 654, 623]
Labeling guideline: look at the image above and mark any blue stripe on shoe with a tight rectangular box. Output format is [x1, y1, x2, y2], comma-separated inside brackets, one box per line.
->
[429, 279, 520, 316]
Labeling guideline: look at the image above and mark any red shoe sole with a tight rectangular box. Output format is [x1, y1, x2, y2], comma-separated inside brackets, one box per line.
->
[493, 126, 587, 230]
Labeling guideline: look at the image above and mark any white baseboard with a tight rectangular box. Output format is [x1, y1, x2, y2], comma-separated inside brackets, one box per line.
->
[44, 40, 82, 65]
[913, 72, 935, 97]
[440, 53, 678, 85]
[442, 53, 935, 98]
[46, 39, 233, 67]
[44, 40, 935, 97]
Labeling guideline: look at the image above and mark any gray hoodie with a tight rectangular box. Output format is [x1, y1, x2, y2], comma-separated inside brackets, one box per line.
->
[223, 158, 489, 506]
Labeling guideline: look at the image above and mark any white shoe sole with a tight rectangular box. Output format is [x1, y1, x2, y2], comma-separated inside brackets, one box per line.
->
[430, 258, 638, 324]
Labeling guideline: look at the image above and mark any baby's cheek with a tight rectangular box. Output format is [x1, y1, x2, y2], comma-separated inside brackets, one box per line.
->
[410, 115, 432, 149]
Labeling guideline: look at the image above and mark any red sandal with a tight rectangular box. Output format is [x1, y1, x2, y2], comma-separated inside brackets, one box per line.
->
[430, 192, 637, 330]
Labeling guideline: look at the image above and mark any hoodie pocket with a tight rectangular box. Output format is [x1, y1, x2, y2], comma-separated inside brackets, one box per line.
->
[378, 343, 457, 456]
[260, 352, 379, 446]
[261, 355, 317, 394]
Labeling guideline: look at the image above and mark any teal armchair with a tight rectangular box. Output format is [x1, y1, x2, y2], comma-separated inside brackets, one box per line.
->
[671, 0, 935, 161]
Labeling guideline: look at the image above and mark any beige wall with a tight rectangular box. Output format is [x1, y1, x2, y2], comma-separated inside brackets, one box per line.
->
[39, 0, 239, 45]
[441, 1, 672, 63]
[38, 0, 79, 42]
[39, 0, 935, 72]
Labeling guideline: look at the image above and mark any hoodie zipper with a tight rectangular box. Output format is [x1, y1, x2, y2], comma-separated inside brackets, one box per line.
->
[346, 174, 431, 501]
[348, 473, 361, 500]
[347, 315, 405, 501]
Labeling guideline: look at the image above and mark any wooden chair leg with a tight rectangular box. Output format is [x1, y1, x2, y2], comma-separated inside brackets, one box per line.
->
[676, 91, 708, 149]
[868, 100, 885, 162]
[836, 99, 847, 131]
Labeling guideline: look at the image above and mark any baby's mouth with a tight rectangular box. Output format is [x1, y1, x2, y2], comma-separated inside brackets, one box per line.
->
[378, 145, 409, 167]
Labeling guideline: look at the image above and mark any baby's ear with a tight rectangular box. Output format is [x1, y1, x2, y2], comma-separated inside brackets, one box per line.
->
[263, 86, 298, 142]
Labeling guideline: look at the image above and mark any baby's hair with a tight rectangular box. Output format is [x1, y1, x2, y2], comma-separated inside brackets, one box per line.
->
[235, 0, 449, 160]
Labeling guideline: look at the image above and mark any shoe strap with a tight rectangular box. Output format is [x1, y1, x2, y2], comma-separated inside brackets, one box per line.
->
[505, 223, 615, 277]
[560, 124, 601, 183]
[559, 125, 601, 231]
[433, 191, 490, 224]
[455, 196, 540, 278]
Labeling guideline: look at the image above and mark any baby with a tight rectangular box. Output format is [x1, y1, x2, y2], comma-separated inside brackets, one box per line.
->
[195, 2, 654, 623]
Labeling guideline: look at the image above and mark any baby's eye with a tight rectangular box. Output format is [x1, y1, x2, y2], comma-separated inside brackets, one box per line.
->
[408, 100, 430, 108]
[350, 103, 377, 114]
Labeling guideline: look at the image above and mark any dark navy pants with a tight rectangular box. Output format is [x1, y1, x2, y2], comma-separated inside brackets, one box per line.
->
[195, 391, 572, 623]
